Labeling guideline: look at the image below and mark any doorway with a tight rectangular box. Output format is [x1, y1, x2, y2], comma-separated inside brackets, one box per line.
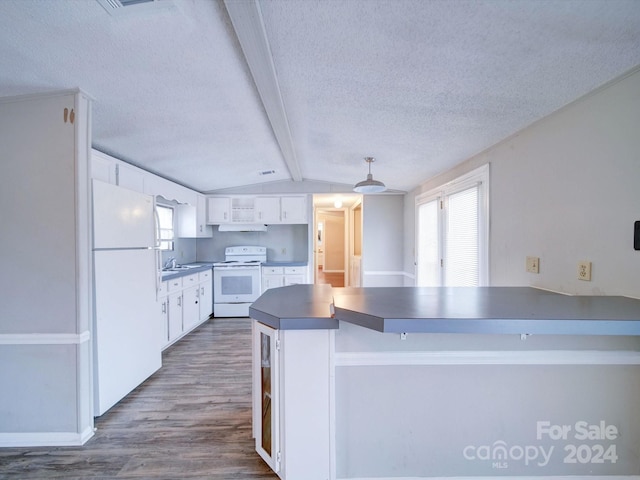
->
[313, 194, 362, 287]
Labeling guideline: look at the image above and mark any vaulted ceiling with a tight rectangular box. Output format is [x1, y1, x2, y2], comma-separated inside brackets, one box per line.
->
[1, 0, 639, 193]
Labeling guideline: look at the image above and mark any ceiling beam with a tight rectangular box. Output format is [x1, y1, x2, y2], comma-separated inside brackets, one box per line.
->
[224, 0, 302, 182]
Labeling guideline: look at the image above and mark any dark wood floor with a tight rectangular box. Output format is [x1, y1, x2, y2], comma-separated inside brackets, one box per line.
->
[0, 318, 279, 480]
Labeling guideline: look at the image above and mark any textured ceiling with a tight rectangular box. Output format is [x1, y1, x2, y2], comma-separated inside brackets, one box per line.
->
[1, 0, 639, 193]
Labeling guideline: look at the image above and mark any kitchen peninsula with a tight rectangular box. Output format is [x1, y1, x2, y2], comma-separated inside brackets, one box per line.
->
[249, 285, 640, 479]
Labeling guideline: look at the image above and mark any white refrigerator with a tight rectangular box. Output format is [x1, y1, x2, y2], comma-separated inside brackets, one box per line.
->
[92, 179, 161, 416]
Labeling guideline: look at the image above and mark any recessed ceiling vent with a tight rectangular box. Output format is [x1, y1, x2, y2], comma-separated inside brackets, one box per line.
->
[97, 0, 172, 16]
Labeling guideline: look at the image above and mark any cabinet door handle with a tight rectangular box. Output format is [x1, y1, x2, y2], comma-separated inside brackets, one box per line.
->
[162, 301, 167, 314]
[177, 296, 182, 307]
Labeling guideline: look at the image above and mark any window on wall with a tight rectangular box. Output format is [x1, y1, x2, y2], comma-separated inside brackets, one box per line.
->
[156, 204, 174, 251]
[416, 165, 489, 287]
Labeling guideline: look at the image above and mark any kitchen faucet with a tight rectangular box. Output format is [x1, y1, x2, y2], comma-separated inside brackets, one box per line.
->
[164, 257, 176, 269]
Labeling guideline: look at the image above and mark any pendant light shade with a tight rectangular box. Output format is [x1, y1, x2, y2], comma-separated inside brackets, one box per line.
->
[353, 157, 386, 193]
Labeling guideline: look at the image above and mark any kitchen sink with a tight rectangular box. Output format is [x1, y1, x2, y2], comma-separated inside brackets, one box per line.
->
[163, 265, 200, 272]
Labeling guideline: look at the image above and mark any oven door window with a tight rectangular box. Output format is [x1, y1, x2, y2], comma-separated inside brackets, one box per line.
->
[221, 275, 253, 295]
[214, 267, 261, 303]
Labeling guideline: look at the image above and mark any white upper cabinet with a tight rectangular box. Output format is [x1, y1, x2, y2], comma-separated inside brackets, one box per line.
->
[281, 196, 307, 224]
[91, 152, 116, 184]
[206, 195, 308, 225]
[207, 196, 232, 224]
[255, 196, 281, 223]
[178, 194, 212, 238]
[196, 194, 213, 237]
[92, 150, 202, 209]
[117, 162, 145, 192]
[91, 151, 145, 192]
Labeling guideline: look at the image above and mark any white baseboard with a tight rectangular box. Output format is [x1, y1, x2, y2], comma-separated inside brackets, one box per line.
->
[0, 331, 90, 345]
[338, 477, 640, 480]
[0, 426, 94, 447]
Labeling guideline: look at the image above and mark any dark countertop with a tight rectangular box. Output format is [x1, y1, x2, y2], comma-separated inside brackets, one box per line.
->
[249, 284, 338, 330]
[261, 261, 308, 267]
[249, 285, 640, 335]
[161, 262, 213, 281]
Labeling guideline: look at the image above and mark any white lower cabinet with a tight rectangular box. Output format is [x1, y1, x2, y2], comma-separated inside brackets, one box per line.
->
[262, 266, 307, 292]
[252, 320, 331, 480]
[183, 284, 200, 331]
[158, 268, 213, 349]
[284, 266, 306, 286]
[168, 291, 183, 344]
[199, 279, 212, 322]
[158, 280, 169, 347]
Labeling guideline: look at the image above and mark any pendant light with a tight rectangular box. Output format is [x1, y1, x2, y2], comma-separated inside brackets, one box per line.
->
[353, 157, 386, 193]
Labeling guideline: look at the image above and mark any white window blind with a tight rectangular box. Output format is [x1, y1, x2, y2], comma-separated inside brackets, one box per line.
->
[444, 185, 479, 286]
[415, 164, 489, 287]
[417, 199, 440, 286]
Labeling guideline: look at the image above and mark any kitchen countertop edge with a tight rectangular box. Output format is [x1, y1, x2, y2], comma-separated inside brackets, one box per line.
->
[161, 262, 214, 281]
[261, 261, 308, 267]
[250, 285, 640, 335]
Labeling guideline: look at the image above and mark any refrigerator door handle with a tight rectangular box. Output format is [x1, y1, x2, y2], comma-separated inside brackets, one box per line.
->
[155, 249, 162, 297]
[153, 207, 161, 248]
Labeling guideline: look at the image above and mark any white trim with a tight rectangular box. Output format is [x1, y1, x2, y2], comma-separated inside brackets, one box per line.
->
[415, 164, 489, 203]
[0, 331, 90, 345]
[224, 0, 302, 182]
[334, 350, 640, 367]
[0, 426, 95, 447]
[328, 329, 337, 480]
[0, 88, 95, 104]
[363, 270, 413, 278]
[337, 476, 640, 480]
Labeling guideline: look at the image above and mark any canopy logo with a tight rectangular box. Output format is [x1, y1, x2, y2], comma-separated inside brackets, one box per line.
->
[463, 420, 619, 470]
[463, 441, 553, 468]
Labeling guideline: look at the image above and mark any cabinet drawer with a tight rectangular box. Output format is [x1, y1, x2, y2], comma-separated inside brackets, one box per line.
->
[284, 266, 305, 275]
[157, 281, 168, 297]
[262, 266, 284, 275]
[183, 273, 199, 286]
[167, 277, 183, 292]
[199, 269, 211, 282]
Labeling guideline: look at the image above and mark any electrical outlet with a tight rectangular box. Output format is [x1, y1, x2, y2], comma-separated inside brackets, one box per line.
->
[526, 256, 539, 274]
[578, 261, 592, 281]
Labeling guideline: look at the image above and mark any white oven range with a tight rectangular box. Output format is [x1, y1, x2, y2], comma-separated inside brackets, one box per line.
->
[213, 246, 266, 317]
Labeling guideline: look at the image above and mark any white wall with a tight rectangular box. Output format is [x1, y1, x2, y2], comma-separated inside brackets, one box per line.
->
[405, 68, 640, 297]
[0, 90, 94, 446]
[362, 195, 406, 287]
